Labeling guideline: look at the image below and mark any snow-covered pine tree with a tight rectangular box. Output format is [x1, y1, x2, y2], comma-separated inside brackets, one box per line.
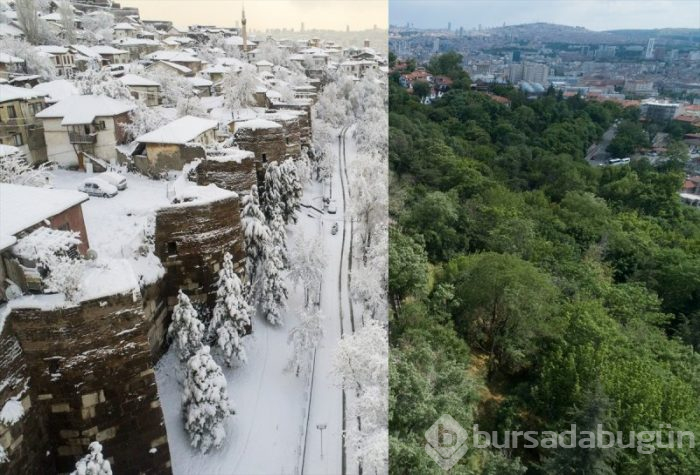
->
[286, 307, 323, 378]
[210, 252, 252, 366]
[240, 186, 270, 291]
[267, 208, 288, 267]
[261, 163, 283, 221]
[259, 246, 288, 325]
[168, 290, 205, 362]
[71, 441, 112, 475]
[182, 346, 235, 453]
[278, 158, 303, 224]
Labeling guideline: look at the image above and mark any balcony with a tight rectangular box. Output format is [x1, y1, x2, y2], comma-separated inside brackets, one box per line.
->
[68, 132, 97, 144]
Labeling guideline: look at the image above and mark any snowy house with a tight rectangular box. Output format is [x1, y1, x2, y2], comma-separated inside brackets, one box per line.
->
[111, 37, 161, 61]
[113, 22, 138, 39]
[0, 183, 90, 295]
[255, 60, 273, 74]
[146, 60, 193, 77]
[119, 74, 161, 106]
[89, 45, 130, 66]
[187, 76, 213, 97]
[34, 46, 76, 78]
[0, 84, 48, 164]
[0, 53, 24, 79]
[134, 115, 218, 173]
[36, 95, 134, 167]
[145, 50, 203, 74]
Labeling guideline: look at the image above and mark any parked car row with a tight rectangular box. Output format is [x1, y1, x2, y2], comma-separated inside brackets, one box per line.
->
[78, 172, 127, 198]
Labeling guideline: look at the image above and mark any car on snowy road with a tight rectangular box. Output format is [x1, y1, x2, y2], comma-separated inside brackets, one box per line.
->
[78, 177, 118, 198]
[327, 200, 337, 214]
[331, 222, 339, 235]
[99, 171, 127, 190]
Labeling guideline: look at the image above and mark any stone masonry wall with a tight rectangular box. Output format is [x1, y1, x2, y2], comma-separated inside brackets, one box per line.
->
[192, 156, 258, 196]
[154, 195, 245, 313]
[6, 291, 171, 474]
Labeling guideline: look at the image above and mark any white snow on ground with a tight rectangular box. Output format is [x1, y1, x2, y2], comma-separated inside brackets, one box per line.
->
[52, 169, 170, 285]
[155, 131, 355, 474]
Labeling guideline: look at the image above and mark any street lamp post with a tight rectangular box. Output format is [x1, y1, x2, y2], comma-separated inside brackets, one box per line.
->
[316, 423, 327, 459]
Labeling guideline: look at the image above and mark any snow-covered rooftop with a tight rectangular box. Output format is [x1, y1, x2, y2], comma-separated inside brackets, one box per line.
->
[90, 45, 129, 55]
[0, 84, 47, 103]
[0, 183, 89, 237]
[36, 95, 134, 126]
[119, 74, 160, 87]
[136, 115, 218, 144]
[153, 60, 192, 74]
[32, 80, 79, 104]
[146, 50, 201, 63]
[114, 22, 137, 30]
[35, 45, 70, 55]
[0, 53, 23, 64]
[187, 76, 213, 87]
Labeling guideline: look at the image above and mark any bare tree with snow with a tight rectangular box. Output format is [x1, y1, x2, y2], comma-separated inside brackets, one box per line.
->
[286, 307, 323, 378]
[176, 95, 208, 118]
[58, 0, 76, 44]
[122, 101, 168, 142]
[0, 38, 56, 80]
[15, 0, 40, 44]
[168, 290, 205, 362]
[81, 11, 114, 44]
[76, 68, 133, 101]
[71, 441, 112, 475]
[288, 229, 324, 308]
[333, 321, 388, 474]
[222, 65, 259, 116]
[182, 346, 235, 453]
[210, 252, 251, 366]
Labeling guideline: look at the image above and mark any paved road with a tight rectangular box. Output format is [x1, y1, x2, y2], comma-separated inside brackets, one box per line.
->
[586, 123, 617, 166]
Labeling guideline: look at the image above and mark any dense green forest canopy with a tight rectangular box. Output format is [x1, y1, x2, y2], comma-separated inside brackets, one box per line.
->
[389, 56, 700, 474]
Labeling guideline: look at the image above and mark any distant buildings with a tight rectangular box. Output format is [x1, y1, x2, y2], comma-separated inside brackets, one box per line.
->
[509, 62, 549, 86]
[640, 99, 680, 122]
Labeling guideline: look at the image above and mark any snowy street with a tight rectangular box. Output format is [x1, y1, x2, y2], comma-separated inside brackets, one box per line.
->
[155, 127, 359, 475]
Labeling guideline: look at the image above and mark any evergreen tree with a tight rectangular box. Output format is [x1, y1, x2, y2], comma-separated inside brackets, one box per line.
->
[71, 441, 112, 475]
[240, 186, 270, 290]
[278, 158, 303, 224]
[182, 346, 235, 453]
[267, 208, 288, 266]
[260, 247, 288, 325]
[168, 290, 205, 362]
[210, 252, 252, 366]
[261, 163, 283, 221]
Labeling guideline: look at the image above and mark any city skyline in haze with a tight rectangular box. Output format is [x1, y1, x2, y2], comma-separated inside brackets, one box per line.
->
[120, 0, 388, 31]
[390, 0, 700, 31]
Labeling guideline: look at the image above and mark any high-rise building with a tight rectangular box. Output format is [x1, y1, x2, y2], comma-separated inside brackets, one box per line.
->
[645, 38, 656, 59]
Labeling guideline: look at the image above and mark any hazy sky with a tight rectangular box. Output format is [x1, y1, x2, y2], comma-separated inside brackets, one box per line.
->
[120, 0, 388, 31]
[390, 0, 700, 31]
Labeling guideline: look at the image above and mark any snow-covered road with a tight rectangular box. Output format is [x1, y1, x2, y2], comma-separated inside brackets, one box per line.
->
[155, 126, 359, 475]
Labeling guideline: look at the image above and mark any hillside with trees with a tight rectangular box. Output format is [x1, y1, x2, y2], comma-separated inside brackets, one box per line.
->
[389, 54, 700, 474]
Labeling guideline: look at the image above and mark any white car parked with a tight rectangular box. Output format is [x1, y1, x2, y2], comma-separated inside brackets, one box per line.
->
[79, 177, 118, 198]
[99, 171, 127, 190]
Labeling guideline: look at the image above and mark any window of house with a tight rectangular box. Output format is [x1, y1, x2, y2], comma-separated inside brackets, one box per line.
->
[262, 153, 267, 163]
[7, 105, 16, 118]
[167, 241, 178, 256]
[13, 134, 23, 146]
[95, 121, 106, 131]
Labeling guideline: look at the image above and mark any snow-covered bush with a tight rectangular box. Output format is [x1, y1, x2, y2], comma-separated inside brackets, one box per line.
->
[182, 346, 235, 453]
[0, 149, 53, 187]
[210, 252, 251, 366]
[76, 69, 133, 101]
[122, 101, 168, 142]
[168, 290, 205, 362]
[176, 95, 208, 118]
[13, 227, 84, 301]
[286, 307, 323, 378]
[71, 441, 112, 475]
